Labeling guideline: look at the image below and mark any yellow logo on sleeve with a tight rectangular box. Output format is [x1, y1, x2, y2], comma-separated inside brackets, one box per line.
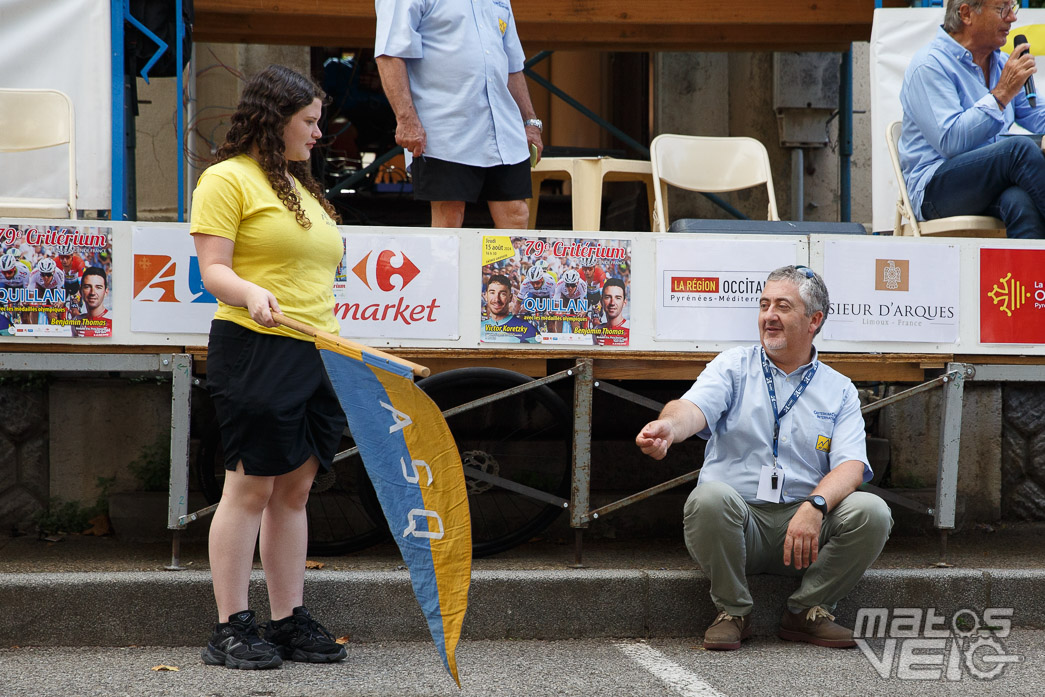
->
[815, 435, 831, 453]
[499, 18, 507, 35]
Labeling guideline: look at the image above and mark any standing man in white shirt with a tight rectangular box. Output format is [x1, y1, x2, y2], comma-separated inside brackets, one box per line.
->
[635, 266, 892, 651]
[374, 0, 544, 229]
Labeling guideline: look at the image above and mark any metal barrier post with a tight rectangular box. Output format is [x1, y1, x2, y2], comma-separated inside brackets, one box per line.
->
[935, 365, 965, 536]
[569, 359, 593, 567]
[165, 353, 193, 570]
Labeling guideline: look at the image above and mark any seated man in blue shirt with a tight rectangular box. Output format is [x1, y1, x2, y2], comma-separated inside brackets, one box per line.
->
[900, 0, 1045, 238]
[374, 0, 543, 229]
[635, 266, 892, 651]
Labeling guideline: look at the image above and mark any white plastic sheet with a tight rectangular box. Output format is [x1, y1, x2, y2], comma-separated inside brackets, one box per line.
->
[0, 0, 111, 211]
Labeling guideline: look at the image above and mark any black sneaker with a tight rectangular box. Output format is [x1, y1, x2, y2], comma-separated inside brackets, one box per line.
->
[263, 606, 347, 663]
[201, 610, 283, 669]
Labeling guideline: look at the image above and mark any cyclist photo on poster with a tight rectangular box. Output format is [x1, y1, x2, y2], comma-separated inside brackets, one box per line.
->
[479, 235, 631, 346]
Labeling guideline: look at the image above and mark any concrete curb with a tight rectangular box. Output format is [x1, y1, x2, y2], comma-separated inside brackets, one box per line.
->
[3, 568, 1043, 646]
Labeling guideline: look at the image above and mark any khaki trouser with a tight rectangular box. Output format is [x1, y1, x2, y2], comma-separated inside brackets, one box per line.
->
[683, 480, 893, 617]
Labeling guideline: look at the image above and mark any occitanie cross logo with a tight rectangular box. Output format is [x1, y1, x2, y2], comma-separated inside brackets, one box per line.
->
[987, 272, 1030, 317]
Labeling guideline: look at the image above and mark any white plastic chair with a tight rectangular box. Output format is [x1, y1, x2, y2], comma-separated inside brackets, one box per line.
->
[885, 120, 1004, 238]
[650, 133, 779, 232]
[0, 88, 77, 219]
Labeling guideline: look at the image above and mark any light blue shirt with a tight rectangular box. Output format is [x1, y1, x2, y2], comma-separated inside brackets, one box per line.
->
[374, 0, 529, 168]
[899, 26, 1045, 219]
[681, 345, 871, 504]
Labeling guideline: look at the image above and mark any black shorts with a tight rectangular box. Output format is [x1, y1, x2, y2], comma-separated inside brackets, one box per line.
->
[412, 156, 532, 203]
[206, 320, 347, 476]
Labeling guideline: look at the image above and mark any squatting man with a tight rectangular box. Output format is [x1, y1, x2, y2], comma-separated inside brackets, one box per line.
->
[635, 265, 893, 650]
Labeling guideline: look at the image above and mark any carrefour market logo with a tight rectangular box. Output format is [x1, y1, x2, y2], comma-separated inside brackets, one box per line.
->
[352, 250, 420, 291]
[986, 272, 1036, 317]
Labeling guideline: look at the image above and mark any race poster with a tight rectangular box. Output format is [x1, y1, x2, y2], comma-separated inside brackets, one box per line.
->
[0, 224, 113, 337]
[480, 236, 632, 346]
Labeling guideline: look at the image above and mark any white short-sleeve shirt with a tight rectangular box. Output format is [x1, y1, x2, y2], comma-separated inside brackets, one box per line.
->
[375, 0, 529, 168]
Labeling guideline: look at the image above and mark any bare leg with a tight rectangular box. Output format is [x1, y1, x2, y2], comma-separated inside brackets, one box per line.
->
[431, 201, 466, 228]
[488, 199, 530, 229]
[208, 462, 273, 622]
[259, 456, 319, 621]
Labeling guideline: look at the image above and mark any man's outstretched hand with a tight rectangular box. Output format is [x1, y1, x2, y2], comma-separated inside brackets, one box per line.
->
[636, 420, 675, 460]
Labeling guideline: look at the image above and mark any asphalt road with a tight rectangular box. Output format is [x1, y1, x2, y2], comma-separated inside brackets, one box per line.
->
[1, 632, 1042, 697]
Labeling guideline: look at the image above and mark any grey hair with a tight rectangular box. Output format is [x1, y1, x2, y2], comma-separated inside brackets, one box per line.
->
[766, 265, 829, 336]
[944, 0, 985, 34]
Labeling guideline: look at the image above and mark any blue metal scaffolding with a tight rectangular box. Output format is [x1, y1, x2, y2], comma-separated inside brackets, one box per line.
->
[110, 0, 186, 221]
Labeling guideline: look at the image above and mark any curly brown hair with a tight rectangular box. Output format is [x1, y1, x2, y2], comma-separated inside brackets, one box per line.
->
[216, 64, 340, 228]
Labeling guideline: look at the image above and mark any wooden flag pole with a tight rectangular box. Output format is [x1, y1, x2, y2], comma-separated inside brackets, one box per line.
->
[272, 312, 431, 378]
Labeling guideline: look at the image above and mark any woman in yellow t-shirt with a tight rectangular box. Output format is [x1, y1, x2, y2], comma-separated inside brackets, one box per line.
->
[190, 65, 347, 670]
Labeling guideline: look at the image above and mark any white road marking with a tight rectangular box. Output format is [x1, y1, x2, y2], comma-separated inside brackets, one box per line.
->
[615, 641, 726, 697]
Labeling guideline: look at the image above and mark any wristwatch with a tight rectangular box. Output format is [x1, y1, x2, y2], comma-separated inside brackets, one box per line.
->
[524, 118, 543, 132]
[804, 495, 828, 517]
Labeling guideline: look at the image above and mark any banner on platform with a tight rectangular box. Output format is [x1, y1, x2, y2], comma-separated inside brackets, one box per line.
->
[132, 229, 460, 340]
[0, 223, 113, 337]
[980, 247, 1045, 344]
[655, 238, 799, 342]
[131, 226, 216, 334]
[480, 236, 632, 346]
[822, 239, 959, 343]
[336, 234, 459, 339]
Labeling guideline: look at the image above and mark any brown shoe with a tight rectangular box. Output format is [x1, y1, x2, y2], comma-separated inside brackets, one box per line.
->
[778, 606, 856, 648]
[702, 611, 752, 650]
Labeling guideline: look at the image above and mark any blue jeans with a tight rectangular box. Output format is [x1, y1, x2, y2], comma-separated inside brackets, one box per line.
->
[921, 136, 1045, 239]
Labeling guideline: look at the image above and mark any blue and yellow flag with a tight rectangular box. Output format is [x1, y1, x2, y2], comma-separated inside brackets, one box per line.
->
[315, 333, 471, 686]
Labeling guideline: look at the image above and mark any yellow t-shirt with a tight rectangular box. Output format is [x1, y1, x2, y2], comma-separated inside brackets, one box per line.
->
[189, 154, 343, 338]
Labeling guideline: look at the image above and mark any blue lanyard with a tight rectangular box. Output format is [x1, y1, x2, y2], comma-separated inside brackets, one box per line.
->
[760, 348, 817, 467]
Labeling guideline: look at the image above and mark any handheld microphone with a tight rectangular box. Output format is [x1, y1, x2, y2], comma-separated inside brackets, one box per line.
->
[1014, 34, 1037, 108]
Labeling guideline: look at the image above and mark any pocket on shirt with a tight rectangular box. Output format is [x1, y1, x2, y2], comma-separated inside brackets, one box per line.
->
[491, 1, 511, 34]
[797, 418, 835, 469]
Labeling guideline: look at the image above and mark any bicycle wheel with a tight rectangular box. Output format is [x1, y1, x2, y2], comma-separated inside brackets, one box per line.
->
[360, 367, 572, 557]
[195, 427, 389, 556]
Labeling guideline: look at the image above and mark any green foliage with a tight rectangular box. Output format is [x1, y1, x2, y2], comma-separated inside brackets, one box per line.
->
[33, 476, 115, 536]
[33, 498, 93, 536]
[127, 434, 171, 492]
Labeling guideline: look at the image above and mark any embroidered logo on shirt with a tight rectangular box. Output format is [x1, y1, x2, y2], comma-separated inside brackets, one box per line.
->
[498, 18, 507, 35]
[815, 435, 832, 453]
[813, 410, 838, 421]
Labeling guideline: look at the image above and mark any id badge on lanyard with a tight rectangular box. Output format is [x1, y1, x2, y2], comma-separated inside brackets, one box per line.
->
[756, 349, 816, 503]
